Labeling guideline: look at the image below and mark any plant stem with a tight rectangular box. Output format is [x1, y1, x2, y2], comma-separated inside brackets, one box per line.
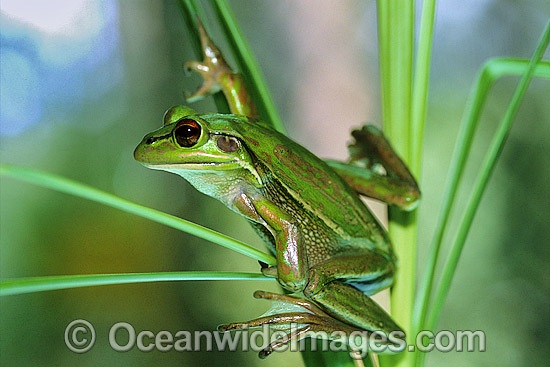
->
[413, 21, 549, 367]
[376, 1, 417, 366]
[413, 54, 550, 340]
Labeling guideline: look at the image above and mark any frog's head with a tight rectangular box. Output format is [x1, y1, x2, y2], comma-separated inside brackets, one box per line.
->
[134, 105, 255, 173]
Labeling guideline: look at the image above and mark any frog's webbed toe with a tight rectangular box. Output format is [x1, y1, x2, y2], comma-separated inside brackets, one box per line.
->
[183, 20, 234, 103]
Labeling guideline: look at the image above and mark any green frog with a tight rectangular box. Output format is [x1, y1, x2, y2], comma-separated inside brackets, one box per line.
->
[134, 21, 420, 358]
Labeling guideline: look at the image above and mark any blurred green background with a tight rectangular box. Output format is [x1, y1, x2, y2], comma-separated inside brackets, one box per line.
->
[1, 1, 548, 366]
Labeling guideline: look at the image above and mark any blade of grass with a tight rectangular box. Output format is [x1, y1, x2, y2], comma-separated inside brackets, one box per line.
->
[0, 164, 276, 266]
[210, 0, 285, 134]
[413, 56, 550, 346]
[0, 271, 273, 296]
[414, 21, 550, 367]
[410, 0, 437, 176]
[425, 21, 550, 332]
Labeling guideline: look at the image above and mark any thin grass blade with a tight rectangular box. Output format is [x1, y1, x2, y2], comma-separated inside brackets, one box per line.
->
[425, 21, 550, 332]
[0, 165, 276, 265]
[412, 58, 550, 343]
[410, 0, 436, 176]
[0, 271, 272, 296]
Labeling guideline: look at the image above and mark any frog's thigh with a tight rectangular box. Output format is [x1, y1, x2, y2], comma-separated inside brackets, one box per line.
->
[306, 252, 394, 290]
[304, 253, 401, 334]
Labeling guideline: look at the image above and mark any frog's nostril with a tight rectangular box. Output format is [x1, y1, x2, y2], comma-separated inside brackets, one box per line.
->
[146, 136, 157, 145]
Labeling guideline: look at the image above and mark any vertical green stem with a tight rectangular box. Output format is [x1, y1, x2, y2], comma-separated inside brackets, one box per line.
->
[413, 51, 550, 353]
[377, 1, 416, 366]
[379, 0, 414, 155]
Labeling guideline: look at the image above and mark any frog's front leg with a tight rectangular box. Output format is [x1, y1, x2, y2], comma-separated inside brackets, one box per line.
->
[231, 188, 309, 291]
[184, 20, 258, 118]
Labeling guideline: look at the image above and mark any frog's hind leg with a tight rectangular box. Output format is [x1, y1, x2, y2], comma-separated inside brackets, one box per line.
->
[304, 252, 403, 336]
[348, 125, 417, 185]
[326, 125, 420, 210]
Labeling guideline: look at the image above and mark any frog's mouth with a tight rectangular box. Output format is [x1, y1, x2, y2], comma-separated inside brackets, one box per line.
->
[139, 151, 240, 170]
[143, 160, 238, 170]
[134, 142, 238, 169]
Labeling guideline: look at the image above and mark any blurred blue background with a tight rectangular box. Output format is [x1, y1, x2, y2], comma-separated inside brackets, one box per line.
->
[1, 1, 549, 366]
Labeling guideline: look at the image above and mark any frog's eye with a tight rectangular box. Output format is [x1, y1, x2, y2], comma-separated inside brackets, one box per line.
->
[216, 135, 240, 153]
[174, 119, 201, 147]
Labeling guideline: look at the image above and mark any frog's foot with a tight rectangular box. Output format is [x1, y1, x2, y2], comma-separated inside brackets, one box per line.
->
[328, 124, 420, 210]
[184, 61, 224, 102]
[349, 125, 418, 189]
[217, 291, 364, 359]
[183, 20, 233, 103]
[183, 20, 258, 117]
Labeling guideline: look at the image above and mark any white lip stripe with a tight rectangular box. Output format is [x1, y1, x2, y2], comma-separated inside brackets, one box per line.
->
[144, 162, 237, 170]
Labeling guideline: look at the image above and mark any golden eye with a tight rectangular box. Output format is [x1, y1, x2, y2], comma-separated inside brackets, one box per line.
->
[174, 119, 201, 147]
[216, 135, 239, 153]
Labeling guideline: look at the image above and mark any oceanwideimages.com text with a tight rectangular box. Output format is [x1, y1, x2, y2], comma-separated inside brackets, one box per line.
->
[65, 319, 486, 358]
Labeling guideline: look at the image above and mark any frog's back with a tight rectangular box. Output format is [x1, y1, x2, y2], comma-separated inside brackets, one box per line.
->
[220, 115, 392, 256]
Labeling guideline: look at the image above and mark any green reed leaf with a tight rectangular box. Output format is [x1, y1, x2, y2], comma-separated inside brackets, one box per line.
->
[0, 165, 276, 265]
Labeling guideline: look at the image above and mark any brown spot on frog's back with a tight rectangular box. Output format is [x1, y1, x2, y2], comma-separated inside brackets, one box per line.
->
[244, 136, 260, 147]
[273, 145, 343, 197]
[260, 151, 272, 165]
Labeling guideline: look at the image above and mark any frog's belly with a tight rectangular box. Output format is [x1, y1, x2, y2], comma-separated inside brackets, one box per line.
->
[348, 276, 393, 296]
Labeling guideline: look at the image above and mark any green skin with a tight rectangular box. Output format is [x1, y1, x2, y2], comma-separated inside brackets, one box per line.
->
[134, 21, 420, 358]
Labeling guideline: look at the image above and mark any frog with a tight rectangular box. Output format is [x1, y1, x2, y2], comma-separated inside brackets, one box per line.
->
[134, 20, 420, 358]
